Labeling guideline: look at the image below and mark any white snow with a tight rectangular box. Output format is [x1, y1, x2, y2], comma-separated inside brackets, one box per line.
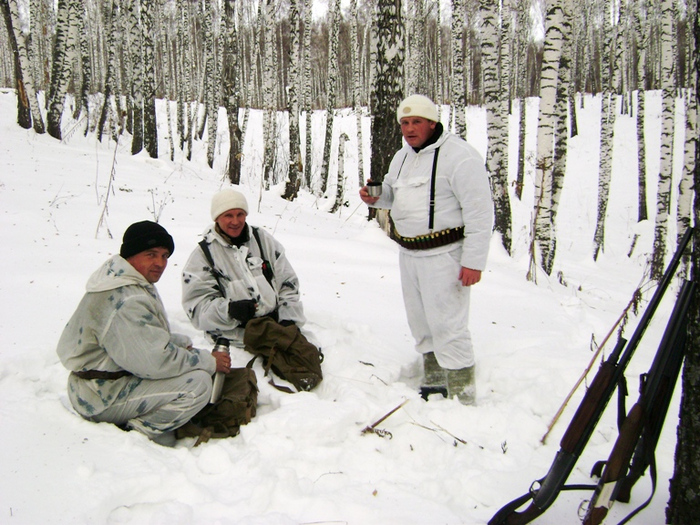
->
[0, 89, 687, 524]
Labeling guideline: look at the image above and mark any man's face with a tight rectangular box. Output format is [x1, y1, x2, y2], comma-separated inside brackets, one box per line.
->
[216, 209, 247, 239]
[400, 116, 437, 148]
[127, 247, 170, 283]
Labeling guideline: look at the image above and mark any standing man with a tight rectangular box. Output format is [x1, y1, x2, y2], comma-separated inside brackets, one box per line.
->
[182, 189, 306, 347]
[57, 221, 230, 446]
[360, 94, 493, 405]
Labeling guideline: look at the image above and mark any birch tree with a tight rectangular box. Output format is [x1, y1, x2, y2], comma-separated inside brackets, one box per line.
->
[203, 1, 217, 168]
[351, 0, 365, 188]
[1, 0, 45, 133]
[47, 0, 80, 140]
[451, 0, 466, 137]
[634, 0, 650, 223]
[320, 0, 340, 197]
[283, 0, 302, 200]
[142, 0, 157, 158]
[667, 6, 700, 517]
[481, 0, 513, 255]
[261, 0, 275, 189]
[650, 0, 676, 280]
[370, 0, 404, 189]
[126, 0, 144, 154]
[592, 0, 620, 261]
[302, 0, 313, 189]
[529, 0, 565, 280]
[222, 0, 241, 184]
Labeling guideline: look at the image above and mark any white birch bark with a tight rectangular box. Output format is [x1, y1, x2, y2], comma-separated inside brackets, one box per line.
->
[3, 0, 45, 133]
[592, 0, 620, 261]
[351, 0, 365, 188]
[450, 0, 466, 137]
[302, 0, 313, 190]
[481, 0, 512, 254]
[47, 0, 80, 140]
[530, 0, 564, 281]
[283, 0, 302, 200]
[650, 0, 676, 279]
[320, 0, 340, 196]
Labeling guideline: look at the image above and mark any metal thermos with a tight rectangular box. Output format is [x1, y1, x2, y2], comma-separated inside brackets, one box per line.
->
[209, 337, 230, 403]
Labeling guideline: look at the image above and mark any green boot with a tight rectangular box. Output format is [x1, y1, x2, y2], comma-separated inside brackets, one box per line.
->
[420, 352, 447, 400]
[446, 365, 476, 406]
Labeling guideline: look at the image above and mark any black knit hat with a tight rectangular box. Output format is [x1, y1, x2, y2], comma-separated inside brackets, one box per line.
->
[119, 221, 175, 259]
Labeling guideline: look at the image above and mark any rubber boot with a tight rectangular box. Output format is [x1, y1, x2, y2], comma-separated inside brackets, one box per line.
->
[419, 352, 447, 400]
[446, 365, 476, 406]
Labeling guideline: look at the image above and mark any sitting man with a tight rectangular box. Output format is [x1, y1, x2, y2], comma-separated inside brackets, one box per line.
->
[181, 189, 306, 346]
[57, 220, 231, 446]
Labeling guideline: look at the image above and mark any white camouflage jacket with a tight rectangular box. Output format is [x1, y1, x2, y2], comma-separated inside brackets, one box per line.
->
[56, 255, 217, 418]
[371, 129, 494, 271]
[181, 224, 305, 346]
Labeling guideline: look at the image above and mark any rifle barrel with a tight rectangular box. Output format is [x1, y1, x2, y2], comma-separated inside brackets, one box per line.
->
[488, 228, 693, 525]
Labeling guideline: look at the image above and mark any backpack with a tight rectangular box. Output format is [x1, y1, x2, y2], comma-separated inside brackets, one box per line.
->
[243, 316, 323, 393]
[176, 367, 258, 446]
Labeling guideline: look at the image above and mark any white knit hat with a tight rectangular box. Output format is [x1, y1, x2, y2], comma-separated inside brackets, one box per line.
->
[396, 94, 439, 123]
[210, 189, 249, 220]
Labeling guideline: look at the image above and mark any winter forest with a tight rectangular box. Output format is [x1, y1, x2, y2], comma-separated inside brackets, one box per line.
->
[1, 0, 700, 521]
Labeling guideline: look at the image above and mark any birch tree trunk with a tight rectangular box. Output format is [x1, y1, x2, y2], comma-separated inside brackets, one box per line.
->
[204, 1, 217, 168]
[370, 0, 404, 187]
[302, 0, 313, 189]
[351, 0, 365, 188]
[529, 0, 564, 281]
[47, 0, 80, 140]
[667, 5, 700, 518]
[330, 133, 349, 213]
[98, 0, 119, 143]
[223, 0, 242, 184]
[126, 0, 144, 155]
[481, 0, 512, 254]
[650, 0, 676, 280]
[592, 0, 619, 261]
[283, 0, 302, 200]
[262, 0, 275, 189]
[320, 0, 340, 196]
[142, 0, 157, 158]
[450, 0, 466, 137]
[1, 0, 44, 133]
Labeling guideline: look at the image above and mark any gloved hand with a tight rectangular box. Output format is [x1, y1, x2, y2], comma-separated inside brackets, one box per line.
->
[228, 299, 257, 325]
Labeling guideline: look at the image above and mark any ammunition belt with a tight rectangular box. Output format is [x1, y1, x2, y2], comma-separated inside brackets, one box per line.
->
[391, 225, 465, 250]
[72, 369, 133, 380]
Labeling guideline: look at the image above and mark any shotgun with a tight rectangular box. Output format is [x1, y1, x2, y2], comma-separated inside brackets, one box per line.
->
[488, 227, 693, 525]
[583, 279, 694, 525]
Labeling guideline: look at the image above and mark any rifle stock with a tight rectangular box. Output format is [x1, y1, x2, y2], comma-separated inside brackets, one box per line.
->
[583, 279, 694, 525]
[488, 228, 693, 525]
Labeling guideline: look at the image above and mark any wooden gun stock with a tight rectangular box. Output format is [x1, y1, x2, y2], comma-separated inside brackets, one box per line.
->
[488, 228, 693, 525]
[583, 279, 694, 525]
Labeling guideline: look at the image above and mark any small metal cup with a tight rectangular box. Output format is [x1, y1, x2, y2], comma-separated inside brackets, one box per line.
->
[366, 182, 382, 197]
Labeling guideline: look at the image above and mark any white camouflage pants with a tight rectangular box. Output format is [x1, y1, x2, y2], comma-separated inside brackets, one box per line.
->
[399, 247, 474, 370]
[88, 370, 212, 439]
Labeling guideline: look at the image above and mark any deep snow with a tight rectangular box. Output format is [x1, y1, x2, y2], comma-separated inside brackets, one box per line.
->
[0, 88, 688, 524]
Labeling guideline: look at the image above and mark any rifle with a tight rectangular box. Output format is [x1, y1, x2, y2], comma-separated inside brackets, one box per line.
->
[582, 278, 694, 525]
[488, 227, 693, 525]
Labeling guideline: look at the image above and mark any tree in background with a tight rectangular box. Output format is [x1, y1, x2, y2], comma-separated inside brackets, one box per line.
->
[667, 3, 699, 519]
[370, 0, 404, 192]
[1, 0, 44, 132]
[283, 0, 302, 200]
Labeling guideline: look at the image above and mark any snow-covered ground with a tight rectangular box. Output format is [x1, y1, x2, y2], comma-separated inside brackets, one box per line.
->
[0, 89, 687, 524]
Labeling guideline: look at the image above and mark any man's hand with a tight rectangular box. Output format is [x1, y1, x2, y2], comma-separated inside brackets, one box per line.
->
[228, 299, 257, 325]
[359, 180, 380, 205]
[212, 350, 231, 374]
[459, 267, 482, 287]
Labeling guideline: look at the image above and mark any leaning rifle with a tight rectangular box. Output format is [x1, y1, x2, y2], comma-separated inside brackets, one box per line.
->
[488, 227, 693, 525]
[582, 278, 694, 525]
